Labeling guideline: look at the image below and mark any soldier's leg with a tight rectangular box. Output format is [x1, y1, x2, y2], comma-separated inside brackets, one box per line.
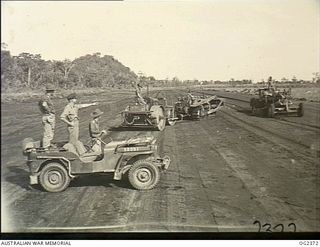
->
[51, 117, 56, 140]
[68, 120, 86, 155]
[47, 122, 54, 145]
[48, 117, 56, 146]
[48, 116, 55, 145]
[73, 121, 86, 155]
[74, 120, 79, 141]
[68, 126, 77, 145]
[75, 140, 87, 156]
[42, 116, 51, 148]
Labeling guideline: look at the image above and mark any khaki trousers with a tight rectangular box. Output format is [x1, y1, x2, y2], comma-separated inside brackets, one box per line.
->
[42, 114, 55, 148]
[68, 119, 86, 155]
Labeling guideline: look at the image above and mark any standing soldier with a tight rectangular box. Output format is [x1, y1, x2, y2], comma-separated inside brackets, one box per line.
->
[60, 93, 97, 155]
[38, 84, 56, 149]
[134, 82, 147, 105]
[267, 76, 276, 95]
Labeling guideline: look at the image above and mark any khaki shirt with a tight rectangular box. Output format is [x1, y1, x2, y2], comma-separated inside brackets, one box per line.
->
[89, 119, 101, 138]
[39, 95, 55, 115]
[60, 103, 79, 123]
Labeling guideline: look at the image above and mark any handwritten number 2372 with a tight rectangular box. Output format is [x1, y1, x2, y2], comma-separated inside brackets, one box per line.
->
[253, 220, 296, 232]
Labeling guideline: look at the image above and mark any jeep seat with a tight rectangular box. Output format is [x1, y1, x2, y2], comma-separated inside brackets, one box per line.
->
[63, 142, 104, 163]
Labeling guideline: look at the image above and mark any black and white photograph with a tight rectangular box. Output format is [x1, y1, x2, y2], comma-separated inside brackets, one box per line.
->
[1, 0, 319, 236]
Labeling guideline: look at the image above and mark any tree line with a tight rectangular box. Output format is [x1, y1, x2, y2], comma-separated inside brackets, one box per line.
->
[1, 43, 138, 91]
[2, 42, 319, 92]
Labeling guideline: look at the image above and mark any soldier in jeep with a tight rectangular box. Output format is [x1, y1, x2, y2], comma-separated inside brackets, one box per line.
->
[60, 93, 97, 155]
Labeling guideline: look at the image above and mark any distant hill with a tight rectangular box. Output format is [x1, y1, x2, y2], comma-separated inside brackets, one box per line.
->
[1, 44, 137, 91]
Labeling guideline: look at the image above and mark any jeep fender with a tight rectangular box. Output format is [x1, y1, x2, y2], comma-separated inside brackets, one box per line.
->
[37, 157, 75, 178]
[113, 154, 153, 180]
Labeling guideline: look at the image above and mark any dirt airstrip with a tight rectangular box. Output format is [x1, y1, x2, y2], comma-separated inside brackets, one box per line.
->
[1, 89, 319, 232]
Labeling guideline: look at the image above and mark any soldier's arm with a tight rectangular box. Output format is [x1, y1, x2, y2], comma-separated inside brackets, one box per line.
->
[76, 102, 98, 109]
[89, 122, 107, 138]
[42, 101, 51, 112]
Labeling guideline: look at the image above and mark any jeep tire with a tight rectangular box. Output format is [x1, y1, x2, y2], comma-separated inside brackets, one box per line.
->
[128, 160, 160, 190]
[39, 162, 70, 192]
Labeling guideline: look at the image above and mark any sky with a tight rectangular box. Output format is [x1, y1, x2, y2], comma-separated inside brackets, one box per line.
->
[1, 0, 319, 82]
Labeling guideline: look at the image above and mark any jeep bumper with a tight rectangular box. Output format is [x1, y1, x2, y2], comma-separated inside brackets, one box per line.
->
[158, 155, 171, 171]
[29, 174, 39, 185]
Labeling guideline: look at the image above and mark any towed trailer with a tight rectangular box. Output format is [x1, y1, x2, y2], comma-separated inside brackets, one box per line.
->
[175, 94, 225, 120]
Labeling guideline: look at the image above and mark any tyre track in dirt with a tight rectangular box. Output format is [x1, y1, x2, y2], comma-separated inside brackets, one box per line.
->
[122, 117, 190, 231]
[199, 117, 318, 231]
[220, 107, 318, 163]
[180, 117, 271, 231]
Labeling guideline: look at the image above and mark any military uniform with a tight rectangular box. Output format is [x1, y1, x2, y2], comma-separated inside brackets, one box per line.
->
[88, 109, 105, 155]
[38, 94, 55, 148]
[89, 119, 103, 138]
[60, 102, 86, 155]
[135, 87, 147, 105]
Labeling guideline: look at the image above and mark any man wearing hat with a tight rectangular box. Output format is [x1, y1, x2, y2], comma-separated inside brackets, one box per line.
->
[60, 93, 97, 155]
[134, 82, 146, 105]
[38, 84, 56, 149]
[87, 108, 107, 155]
[89, 109, 107, 139]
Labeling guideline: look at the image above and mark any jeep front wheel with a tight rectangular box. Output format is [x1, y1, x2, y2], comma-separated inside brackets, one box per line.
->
[128, 160, 160, 190]
[39, 162, 70, 192]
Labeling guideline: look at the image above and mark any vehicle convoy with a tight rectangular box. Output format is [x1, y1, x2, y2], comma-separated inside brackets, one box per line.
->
[22, 136, 171, 192]
[121, 95, 178, 131]
[174, 93, 225, 120]
[250, 88, 304, 118]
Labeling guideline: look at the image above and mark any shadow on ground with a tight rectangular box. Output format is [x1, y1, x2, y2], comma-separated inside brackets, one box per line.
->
[69, 173, 133, 190]
[109, 125, 158, 132]
[234, 108, 257, 117]
[5, 164, 133, 192]
[5, 165, 32, 190]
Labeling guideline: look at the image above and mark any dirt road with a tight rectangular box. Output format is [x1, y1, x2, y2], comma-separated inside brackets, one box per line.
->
[1, 89, 319, 232]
